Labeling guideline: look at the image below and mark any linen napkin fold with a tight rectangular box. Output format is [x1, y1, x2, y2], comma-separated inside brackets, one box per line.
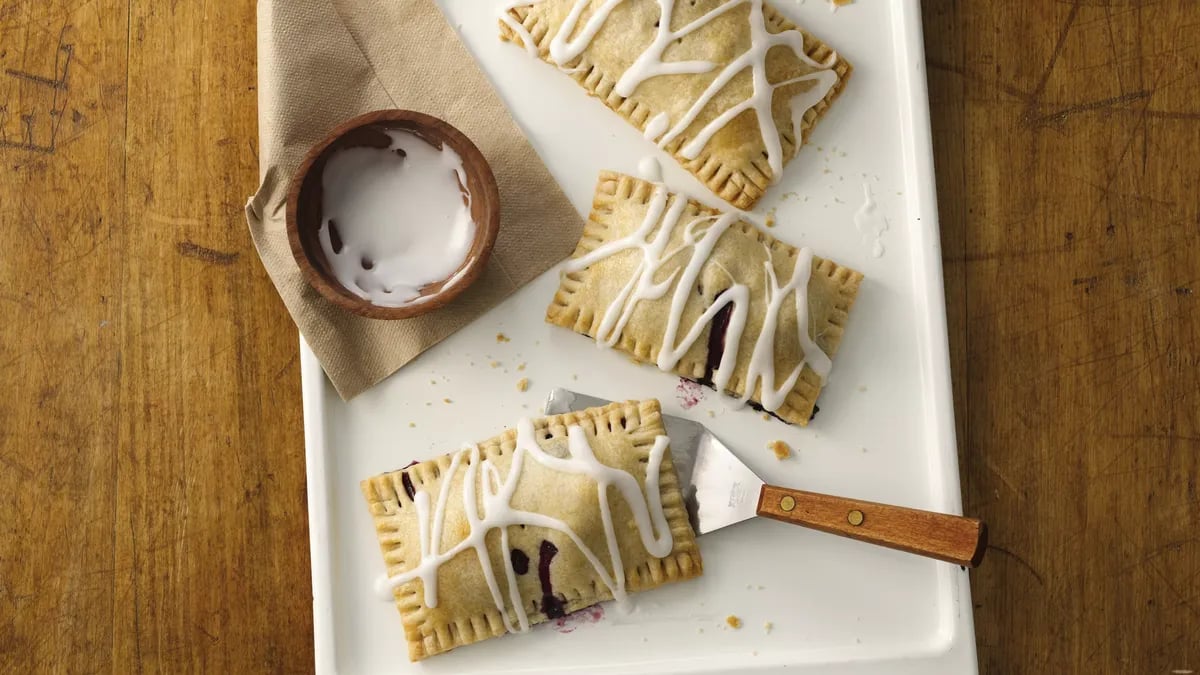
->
[245, 0, 583, 399]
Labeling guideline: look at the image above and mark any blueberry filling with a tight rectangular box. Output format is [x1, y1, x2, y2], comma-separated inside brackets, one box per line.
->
[510, 548, 530, 575]
[400, 471, 416, 500]
[537, 540, 567, 619]
[699, 292, 734, 387]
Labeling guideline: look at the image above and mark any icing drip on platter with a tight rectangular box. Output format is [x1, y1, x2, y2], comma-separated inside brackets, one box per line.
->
[563, 181, 831, 414]
[637, 156, 664, 182]
[854, 183, 888, 258]
[377, 419, 674, 635]
[537, 0, 840, 181]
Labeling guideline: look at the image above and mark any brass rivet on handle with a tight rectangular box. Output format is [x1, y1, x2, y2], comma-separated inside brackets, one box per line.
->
[847, 509, 865, 526]
[779, 495, 796, 512]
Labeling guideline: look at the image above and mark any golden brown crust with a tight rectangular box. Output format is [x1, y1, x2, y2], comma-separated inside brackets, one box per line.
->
[361, 399, 702, 660]
[500, 0, 852, 209]
[546, 171, 862, 425]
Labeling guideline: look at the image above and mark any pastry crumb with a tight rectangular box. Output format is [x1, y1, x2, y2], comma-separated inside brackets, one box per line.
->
[769, 440, 792, 460]
[496, 332, 510, 343]
[707, 410, 716, 418]
[490, 360, 501, 368]
[764, 621, 773, 634]
[725, 615, 742, 630]
[517, 362, 526, 371]
[572, 374, 578, 380]
[857, 385, 867, 392]
[765, 208, 776, 228]
[408, 422, 415, 428]
[425, 402, 432, 406]
[761, 413, 771, 422]
[516, 377, 529, 392]
[443, 398, 452, 404]
[429, 379, 436, 385]
[757, 585, 765, 590]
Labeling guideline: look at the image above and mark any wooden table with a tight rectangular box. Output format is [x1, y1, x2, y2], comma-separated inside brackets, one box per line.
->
[1, 1, 1196, 672]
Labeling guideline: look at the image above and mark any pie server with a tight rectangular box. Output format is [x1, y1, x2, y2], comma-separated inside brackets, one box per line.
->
[545, 389, 987, 567]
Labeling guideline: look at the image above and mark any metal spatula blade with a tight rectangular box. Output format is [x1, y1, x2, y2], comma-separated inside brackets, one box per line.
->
[546, 388, 761, 535]
[544, 389, 987, 567]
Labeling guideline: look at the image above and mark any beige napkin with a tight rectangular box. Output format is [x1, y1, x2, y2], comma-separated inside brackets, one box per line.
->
[245, 0, 583, 399]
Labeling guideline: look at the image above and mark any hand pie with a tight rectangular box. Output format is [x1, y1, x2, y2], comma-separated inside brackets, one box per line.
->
[500, 0, 851, 209]
[361, 400, 702, 661]
[546, 171, 862, 425]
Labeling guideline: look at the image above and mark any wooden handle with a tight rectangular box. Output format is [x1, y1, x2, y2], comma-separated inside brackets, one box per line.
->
[756, 484, 987, 567]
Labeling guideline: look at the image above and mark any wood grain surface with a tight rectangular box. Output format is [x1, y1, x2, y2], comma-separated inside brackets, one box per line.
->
[0, 1, 1196, 673]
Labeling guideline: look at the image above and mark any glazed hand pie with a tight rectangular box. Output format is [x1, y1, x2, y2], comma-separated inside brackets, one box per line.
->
[499, 0, 851, 209]
[546, 171, 862, 425]
[361, 400, 701, 661]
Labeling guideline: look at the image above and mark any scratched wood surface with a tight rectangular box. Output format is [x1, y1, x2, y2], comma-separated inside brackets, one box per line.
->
[0, 1, 1196, 673]
[0, 0, 311, 672]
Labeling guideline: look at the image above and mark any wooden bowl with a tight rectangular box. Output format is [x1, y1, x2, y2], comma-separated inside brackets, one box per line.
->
[286, 109, 500, 320]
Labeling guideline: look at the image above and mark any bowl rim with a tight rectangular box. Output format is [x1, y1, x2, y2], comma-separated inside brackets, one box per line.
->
[285, 108, 501, 321]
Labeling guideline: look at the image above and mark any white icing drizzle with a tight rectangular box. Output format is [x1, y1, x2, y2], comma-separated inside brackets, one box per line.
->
[563, 182, 831, 412]
[538, 0, 840, 181]
[854, 183, 888, 258]
[378, 419, 674, 634]
[643, 112, 670, 141]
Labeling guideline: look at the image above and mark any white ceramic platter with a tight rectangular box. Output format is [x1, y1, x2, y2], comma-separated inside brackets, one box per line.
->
[298, 0, 978, 672]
